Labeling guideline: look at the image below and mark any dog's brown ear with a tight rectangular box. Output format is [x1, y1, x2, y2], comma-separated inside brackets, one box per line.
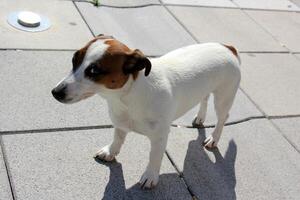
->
[72, 50, 86, 72]
[123, 49, 151, 76]
[97, 34, 114, 39]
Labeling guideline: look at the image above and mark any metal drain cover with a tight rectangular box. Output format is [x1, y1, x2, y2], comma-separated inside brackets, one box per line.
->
[7, 11, 51, 32]
[18, 11, 41, 27]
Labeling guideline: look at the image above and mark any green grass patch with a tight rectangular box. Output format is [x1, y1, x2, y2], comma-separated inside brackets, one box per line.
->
[89, 0, 100, 6]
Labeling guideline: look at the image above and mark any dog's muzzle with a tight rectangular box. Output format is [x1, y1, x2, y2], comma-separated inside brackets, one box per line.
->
[51, 83, 67, 102]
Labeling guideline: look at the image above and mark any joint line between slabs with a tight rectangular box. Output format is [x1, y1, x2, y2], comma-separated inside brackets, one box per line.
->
[0, 48, 159, 58]
[239, 7, 300, 13]
[0, 48, 77, 51]
[0, 116, 264, 135]
[72, 1, 96, 37]
[0, 49, 294, 54]
[165, 150, 198, 200]
[71, 0, 162, 8]
[0, 125, 114, 136]
[2, 115, 300, 135]
[0, 136, 17, 200]
[159, 0, 199, 43]
[238, 7, 293, 54]
[267, 120, 300, 154]
[71, 0, 300, 13]
[163, 3, 239, 9]
[239, 89, 300, 154]
[172, 115, 266, 129]
[239, 51, 290, 54]
[239, 87, 268, 117]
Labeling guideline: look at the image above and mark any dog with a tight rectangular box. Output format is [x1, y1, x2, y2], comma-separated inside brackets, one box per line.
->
[52, 34, 241, 189]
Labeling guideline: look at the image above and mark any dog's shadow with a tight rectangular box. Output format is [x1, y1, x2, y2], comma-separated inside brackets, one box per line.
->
[96, 128, 237, 200]
[182, 128, 237, 200]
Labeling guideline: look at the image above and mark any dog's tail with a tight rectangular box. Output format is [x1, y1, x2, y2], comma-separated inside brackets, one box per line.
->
[222, 44, 241, 65]
[235, 48, 241, 65]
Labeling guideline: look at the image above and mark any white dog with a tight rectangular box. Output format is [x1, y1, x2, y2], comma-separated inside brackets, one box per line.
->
[52, 34, 241, 189]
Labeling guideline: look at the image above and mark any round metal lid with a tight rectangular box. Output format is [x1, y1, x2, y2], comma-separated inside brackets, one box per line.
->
[17, 11, 41, 27]
[7, 11, 51, 32]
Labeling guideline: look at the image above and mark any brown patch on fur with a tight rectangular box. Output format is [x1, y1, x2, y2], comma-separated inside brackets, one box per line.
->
[93, 39, 151, 89]
[222, 44, 238, 58]
[82, 37, 150, 89]
[72, 38, 98, 72]
[92, 40, 132, 89]
[72, 35, 115, 72]
[123, 49, 151, 77]
[105, 39, 131, 54]
[132, 71, 139, 80]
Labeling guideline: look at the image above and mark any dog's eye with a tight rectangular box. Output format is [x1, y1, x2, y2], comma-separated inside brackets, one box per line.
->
[85, 64, 108, 78]
[90, 65, 100, 74]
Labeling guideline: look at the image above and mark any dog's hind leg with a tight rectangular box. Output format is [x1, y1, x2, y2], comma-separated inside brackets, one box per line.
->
[203, 85, 238, 148]
[194, 94, 210, 125]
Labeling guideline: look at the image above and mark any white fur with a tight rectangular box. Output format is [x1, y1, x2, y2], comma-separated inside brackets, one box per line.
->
[59, 42, 241, 189]
[94, 43, 241, 189]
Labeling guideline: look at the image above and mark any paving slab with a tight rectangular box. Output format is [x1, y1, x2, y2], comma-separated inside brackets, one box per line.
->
[291, 0, 300, 7]
[168, 6, 287, 52]
[0, 0, 93, 50]
[174, 89, 262, 127]
[167, 120, 300, 200]
[240, 53, 300, 116]
[0, 145, 13, 200]
[1, 129, 191, 200]
[246, 10, 300, 52]
[76, 3, 196, 56]
[162, 0, 236, 8]
[295, 53, 300, 60]
[272, 117, 300, 152]
[0, 51, 110, 132]
[233, 0, 300, 11]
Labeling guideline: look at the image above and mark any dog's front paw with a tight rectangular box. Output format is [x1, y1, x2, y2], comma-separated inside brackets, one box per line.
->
[195, 115, 206, 125]
[192, 117, 204, 128]
[139, 170, 159, 189]
[94, 145, 117, 161]
[203, 136, 218, 149]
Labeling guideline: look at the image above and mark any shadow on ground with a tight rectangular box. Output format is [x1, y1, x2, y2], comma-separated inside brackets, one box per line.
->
[96, 160, 187, 200]
[182, 128, 237, 200]
[95, 128, 237, 200]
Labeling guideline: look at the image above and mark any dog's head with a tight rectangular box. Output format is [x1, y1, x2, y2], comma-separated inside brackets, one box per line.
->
[51, 34, 151, 104]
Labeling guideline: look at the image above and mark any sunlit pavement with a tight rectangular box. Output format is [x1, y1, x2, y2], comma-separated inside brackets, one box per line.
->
[1, 1, 300, 199]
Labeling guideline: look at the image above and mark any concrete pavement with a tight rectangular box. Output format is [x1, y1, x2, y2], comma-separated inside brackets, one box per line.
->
[1, 0, 300, 199]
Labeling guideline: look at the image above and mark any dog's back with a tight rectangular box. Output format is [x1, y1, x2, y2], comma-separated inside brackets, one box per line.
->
[150, 43, 241, 120]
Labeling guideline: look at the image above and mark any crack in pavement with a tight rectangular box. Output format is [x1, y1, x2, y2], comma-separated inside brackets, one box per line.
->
[70, 0, 300, 13]
[0, 136, 17, 200]
[165, 150, 198, 200]
[2, 115, 300, 135]
[70, 0, 162, 8]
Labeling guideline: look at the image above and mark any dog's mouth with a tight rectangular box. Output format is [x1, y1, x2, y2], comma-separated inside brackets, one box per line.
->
[51, 82, 96, 104]
[62, 98, 74, 103]
[81, 93, 95, 99]
[53, 96, 74, 104]
[52, 93, 95, 104]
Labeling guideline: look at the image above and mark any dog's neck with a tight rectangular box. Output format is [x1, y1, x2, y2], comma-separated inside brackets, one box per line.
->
[96, 74, 136, 102]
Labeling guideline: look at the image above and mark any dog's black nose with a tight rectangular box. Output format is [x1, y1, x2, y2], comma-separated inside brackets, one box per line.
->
[52, 83, 67, 101]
